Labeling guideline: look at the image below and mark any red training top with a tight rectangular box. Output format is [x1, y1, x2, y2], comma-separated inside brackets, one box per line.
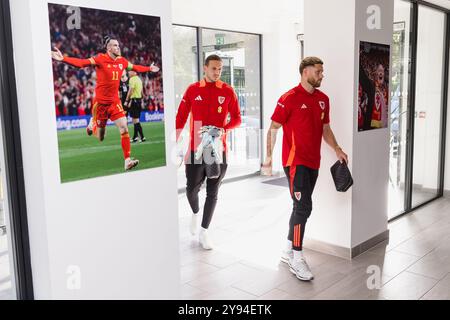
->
[271, 83, 330, 169]
[176, 79, 241, 154]
[62, 53, 150, 104]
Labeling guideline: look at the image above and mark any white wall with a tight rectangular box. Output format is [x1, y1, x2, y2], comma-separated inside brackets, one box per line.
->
[303, 0, 355, 248]
[172, 0, 303, 172]
[304, 0, 393, 249]
[10, 0, 180, 299]
[352, 0, 393, 247]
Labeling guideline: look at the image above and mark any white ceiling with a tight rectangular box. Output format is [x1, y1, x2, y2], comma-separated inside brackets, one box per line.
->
[423, 0, 450, 10]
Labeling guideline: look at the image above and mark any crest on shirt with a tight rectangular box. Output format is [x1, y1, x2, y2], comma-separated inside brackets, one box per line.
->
[119, 64, 123, 70]
[294, 192, 302, 201]
[218, 96, 225, 104]
[375, 92, 382, 110]
[319, 101, 326, 110]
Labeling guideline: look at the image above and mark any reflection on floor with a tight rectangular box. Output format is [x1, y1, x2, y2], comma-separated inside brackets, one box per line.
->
[0, 234, 12, 300]
[179, 176, 450, 300]
[388, 184, 439, 219]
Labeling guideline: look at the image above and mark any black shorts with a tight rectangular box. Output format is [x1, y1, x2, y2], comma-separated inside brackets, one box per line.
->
[129, 98, 142, 119]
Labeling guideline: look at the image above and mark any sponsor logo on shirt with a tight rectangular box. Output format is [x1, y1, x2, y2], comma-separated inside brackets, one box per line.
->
[277, 102, 285, 108]
[301, 104, 308, 109]
[218, 106, 223, 114]
[195, 95, 203, 101]
[319, 101, 326, 110]
[218, 96, 225, 104]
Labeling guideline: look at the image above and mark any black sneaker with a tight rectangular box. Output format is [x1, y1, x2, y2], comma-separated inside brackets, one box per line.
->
[141, 137, 146, 142]
[131, 138, 139, 143]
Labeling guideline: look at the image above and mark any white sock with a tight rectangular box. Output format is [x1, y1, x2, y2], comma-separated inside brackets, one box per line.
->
[199, 227, 213, 249]
[293, 250, 304, 260]
[190, 214, 199, 235]
[286, 240, 293, 251]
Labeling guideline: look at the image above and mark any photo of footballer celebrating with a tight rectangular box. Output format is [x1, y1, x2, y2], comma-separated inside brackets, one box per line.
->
[49, 4, 167, 182]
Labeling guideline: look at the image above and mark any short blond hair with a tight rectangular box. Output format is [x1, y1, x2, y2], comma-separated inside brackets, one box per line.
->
[299, 56, 323, 74]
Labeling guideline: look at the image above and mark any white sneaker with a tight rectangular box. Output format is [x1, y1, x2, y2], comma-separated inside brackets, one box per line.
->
[288, 256, 314, 281]
[281, 249, 293, 264]
[199, 229, 214, 250]
[124, 157, 139, 171]
[190, 214, 199, 235]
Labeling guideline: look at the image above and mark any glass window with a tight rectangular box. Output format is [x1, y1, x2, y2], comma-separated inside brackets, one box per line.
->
[173, 26, 198, 188]
[173, 25, 198, 109]
[201, 29, 262, 180]
[389, 0, 412, 218]
[411, 5, 446, 207]
[389, 1, 448, 219]
[0, 129, 14, 300]
[173, 25, 262, 189]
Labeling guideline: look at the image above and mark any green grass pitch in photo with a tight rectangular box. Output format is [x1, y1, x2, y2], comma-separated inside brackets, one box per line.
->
[57, 122, 166, 183]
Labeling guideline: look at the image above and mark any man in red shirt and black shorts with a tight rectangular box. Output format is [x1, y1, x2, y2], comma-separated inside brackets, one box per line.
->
[262, 56, 348, 281]
[176, 54, 241, 250]
[51, 36, 160, 171]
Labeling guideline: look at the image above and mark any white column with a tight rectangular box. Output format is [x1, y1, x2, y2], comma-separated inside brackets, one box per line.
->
[303, 0, 393, 257]
[10, 0, 180, 299]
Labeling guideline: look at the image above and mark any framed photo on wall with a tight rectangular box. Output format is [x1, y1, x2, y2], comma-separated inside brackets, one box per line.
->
[358, 41, 390, 132]
[48, 3, 167, 183]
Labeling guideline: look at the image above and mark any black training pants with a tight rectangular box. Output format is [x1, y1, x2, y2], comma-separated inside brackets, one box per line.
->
[185, 152, 228, 229]
[284, 165, 319, 251]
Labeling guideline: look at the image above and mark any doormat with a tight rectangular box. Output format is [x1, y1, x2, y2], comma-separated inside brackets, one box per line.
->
[261, 177, 288, 188]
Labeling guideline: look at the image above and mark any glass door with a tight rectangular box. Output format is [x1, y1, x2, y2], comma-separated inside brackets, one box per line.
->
[173, 25, 263, 189]
[389, 0, 448, 220]
[0, 129, 15, 300]
[173, 25, 199, 189]
[389, 0, 412, 218]
[411, 5, 446, 207]
[0, 0, 33, 299]
[201, 28, 262, 180]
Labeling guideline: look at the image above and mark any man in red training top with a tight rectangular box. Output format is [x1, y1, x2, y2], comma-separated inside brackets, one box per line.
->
[371, 64, 388, 129]
[262, 56, 348, 281]
[176, 54, 241, 250]
[51, 36, 160, 171]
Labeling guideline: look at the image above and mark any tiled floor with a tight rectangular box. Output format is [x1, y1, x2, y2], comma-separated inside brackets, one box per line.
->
[178, 175, 450, 300]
